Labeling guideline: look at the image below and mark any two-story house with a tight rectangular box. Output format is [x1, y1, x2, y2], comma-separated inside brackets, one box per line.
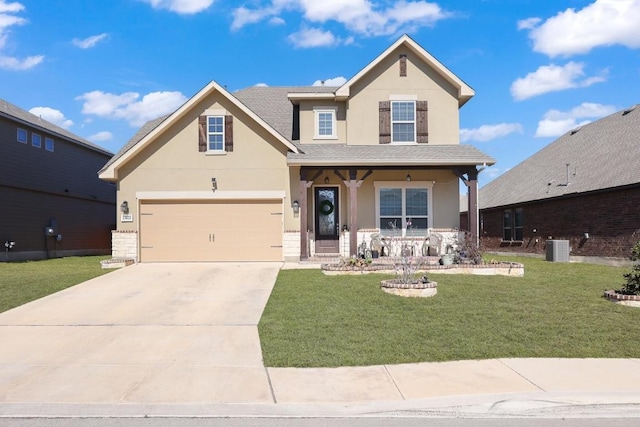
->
[1, 98, 116, 261]
[99, 35, 495, 262]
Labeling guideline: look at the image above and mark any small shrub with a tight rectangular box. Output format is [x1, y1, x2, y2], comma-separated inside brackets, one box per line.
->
[454, 232, 484, 265]
[620, 241, 640, 295]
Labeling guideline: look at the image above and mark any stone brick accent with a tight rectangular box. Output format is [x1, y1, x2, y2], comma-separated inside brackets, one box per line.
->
[480, 187, 640, 258]
[111, 230, 138, 261]
[283, 231, 300, 259]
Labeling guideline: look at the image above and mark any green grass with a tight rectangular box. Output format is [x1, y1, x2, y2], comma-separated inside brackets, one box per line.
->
[259, 257, 640, 367]
[0, 256, 111, 313]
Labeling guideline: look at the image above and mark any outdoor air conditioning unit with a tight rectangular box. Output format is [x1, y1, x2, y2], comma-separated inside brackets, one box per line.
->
[546, 240, 570, 262]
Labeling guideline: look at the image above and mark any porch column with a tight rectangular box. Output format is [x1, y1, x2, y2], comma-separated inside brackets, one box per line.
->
[348, 169, 358, 257]
[299, 168, 309, 260]
[467, 168, 479, 245]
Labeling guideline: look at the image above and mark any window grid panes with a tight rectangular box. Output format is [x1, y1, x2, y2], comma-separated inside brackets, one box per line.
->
[45, 137, 54, 152]
[32, 133, 41, 148]
[503, 209, 524, 241]
[514, 208, 524, 241]
[379, 187, 428, 236]
[317, 112, 333, 136]
[17, 128, 27, 143]
[391, 101, 415, 143]
[207, 116, 224, 151]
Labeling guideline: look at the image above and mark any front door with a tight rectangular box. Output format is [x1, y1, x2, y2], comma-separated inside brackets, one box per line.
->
[314, 186, 340, 254]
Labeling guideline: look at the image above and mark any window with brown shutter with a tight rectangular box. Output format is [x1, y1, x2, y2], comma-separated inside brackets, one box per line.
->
[379, 101, 391, 144]
[416, 100, 428, 144]
[198, 115, 207, 152]
[198, 114, 233, 152]
[224, 115, 233, 152]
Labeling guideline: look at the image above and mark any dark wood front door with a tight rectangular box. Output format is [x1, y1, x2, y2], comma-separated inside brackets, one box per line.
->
[314, 187, 340, 254]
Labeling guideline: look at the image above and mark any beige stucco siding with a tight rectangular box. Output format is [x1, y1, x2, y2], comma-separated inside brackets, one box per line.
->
[116, 90, 294, 231]
[347, 46, 461, 145]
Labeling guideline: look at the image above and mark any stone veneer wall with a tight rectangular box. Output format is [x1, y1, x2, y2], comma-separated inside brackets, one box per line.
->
[111, 230, 138, 261]
[283, 231, 300, 260]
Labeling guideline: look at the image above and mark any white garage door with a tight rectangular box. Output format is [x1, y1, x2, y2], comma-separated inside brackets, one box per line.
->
[139, 199, 283, 262]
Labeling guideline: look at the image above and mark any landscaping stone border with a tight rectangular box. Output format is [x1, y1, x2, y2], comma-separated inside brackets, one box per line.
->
[380, 279, 438, 298]
[321, 261, 524, 277]
[603, 290, 640, 307]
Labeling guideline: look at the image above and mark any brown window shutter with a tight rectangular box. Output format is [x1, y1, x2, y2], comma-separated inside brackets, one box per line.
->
[224, 115, 233, 152]
[399, 54, 407, 77]
[416, 101, 428, 144]
[198, 115, 207, 152]
[379, 101, 391, 144]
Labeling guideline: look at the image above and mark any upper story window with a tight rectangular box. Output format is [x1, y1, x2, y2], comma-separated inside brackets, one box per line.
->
[392, 101, 416, 143]
[207, 116, 224, 152]
[314, 107, 337, 139]
[17, 128, 27, 143]
[45, 137, 54, 152]
[32, 133, 42, 148]
[198, 113, 233, 154]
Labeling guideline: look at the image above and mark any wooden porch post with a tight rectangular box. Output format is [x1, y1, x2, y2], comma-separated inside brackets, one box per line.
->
[467, 168, 479, 245]
[348, 169, 358, 257]
[299, 168, 309, 260]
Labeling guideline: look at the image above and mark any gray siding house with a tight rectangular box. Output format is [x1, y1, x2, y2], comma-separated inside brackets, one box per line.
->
[1, 98, 116, 261]
[471, 105, 640, 259]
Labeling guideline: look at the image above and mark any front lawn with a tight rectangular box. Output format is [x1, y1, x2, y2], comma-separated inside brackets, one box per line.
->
[0, 256, 111, 313]
[259, 257, 640, 367]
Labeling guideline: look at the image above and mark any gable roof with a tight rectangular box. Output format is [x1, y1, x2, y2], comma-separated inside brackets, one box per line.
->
[335, 34, 474, 107]
[0, 98, 112, 156]
[479, 105, 640, 210]
[98, 80, 300, 179]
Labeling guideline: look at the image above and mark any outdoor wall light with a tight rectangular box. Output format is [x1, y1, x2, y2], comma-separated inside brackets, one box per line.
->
[584, 232, 590, 239]
[324, 176, 330, 184]
[292, 200, 300, 215]
[120, 201, 129, 214]
[211, 177, 218, 191]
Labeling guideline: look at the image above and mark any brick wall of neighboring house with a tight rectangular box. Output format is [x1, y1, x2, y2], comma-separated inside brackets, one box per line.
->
[479, 186, 640, 259]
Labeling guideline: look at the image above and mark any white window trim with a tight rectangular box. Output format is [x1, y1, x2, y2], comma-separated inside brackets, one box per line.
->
[390, 100, 416, 144]
[206, 115, 225, 154]
[374, 181, 433, 237]
[313, 106, 338, 140]
[17, 128, 27, 143]
[45, 137, 54, 152]
[32, 133, 42, 148]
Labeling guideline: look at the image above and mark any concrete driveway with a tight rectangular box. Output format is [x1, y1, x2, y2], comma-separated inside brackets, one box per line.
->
[0, 262, 281, 404]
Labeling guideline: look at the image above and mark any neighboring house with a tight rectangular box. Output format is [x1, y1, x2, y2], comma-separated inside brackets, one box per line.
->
[1, 98, 116, 262]
[473, 105, 640, 259]
[99, 35, 495, 262]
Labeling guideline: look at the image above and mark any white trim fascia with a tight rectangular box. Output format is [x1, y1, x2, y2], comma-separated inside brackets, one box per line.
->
[335, 34, 474, 106]
[288, 93, 336, 101]
[287, 159, 494, 167]
[136, 190, 286, 200]
[99, 80, 299, 180]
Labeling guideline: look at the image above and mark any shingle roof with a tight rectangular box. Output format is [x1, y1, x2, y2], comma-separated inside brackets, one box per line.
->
[479, 105, 640, 210]
[0, 98, 112, 156]
[287, 143, 495, 166]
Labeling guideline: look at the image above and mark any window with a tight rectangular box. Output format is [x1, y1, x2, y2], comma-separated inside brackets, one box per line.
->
[198, 114, 233, 153]
[32, 133, 42, 148]
[375, 182, 432, 237]
[391, 101, 415, 143]
[17, 128, 27, 143]
[314, 107, 337, 139]
[207, 116, 224, 152]
[45, 137, 54, 152]
[503, 207, 524, 241]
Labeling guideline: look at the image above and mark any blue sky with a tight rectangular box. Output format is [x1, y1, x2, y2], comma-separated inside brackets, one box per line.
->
[1, 0, 639, 188]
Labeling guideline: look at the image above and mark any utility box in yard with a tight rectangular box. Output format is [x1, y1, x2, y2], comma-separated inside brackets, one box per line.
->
[546, 239, 570, 262]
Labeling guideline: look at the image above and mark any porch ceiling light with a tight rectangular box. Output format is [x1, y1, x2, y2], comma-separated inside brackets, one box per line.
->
[406, 173, 412, 182]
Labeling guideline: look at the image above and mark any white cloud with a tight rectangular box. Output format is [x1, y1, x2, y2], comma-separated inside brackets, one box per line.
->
[517, 17, 541, 30]
[522, 0, 640, 57]
[0, 1, 44, 70]
[0, 54, 42, 70]
[88, 131, 113, 142]
[535, 102, 617, 137]
[28, 107, 74, 129]
[76, 90, 187, 127]
[232, 1, 451, 42]
[459, 123, 523, 142]
[312, 76, 347, 86]
[72, 33, 108, 49]
[510, 62, 606, 101]
[139, 0, 214, 14]
[288, 27, 341, 48]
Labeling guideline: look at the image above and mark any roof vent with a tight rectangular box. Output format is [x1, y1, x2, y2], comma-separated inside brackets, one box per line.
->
[622, 105, 637, 116]
[569, 127, 581, 135]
